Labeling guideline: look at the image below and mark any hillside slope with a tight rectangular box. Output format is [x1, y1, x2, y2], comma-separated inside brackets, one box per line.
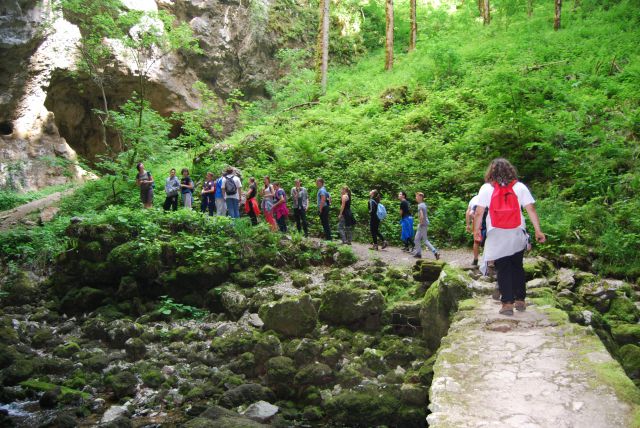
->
[202, 0, 640, 278]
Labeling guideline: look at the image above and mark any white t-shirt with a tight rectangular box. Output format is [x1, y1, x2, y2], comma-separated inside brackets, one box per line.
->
[221, 175, 242, 199]
[468, 195, 480, 211]
[476, 182, 535, 231]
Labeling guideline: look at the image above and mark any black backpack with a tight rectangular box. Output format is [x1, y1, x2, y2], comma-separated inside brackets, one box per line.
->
[224, 175, 237, 194]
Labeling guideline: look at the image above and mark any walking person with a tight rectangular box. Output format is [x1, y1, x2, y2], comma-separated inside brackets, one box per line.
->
[221, 167, 242, 219]
[214, 172, 227, 216]
[163, 168, 180, 211]
[200, 172, 216, 216]
[291, 179, 309, 237]
[316, 178, 332, 240]
[413, 192, 440, 260]
[261, 176, 278, 231]
[368, 190, 388, 250]
[398, 191, 415, 252]
[180, 168, 194, 209]
[466, 194, 488, 266]
[473, 158, 546, 316]
[245, 177, 260, 225]
[272, 182, 289, 233]
[338, 186, 356, 245]
[135, 162, 154, 209]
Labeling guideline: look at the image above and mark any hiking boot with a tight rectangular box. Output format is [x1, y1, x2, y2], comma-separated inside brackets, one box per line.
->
[499, 303, 514, 316]
[472, 259, 478, 266]
[402, 247, 410, 252]
[370, 244, 379, 251]
[435, 252, 440, 260]
[381, 241, 388, 249]
[413, 254, 422, 259]
[515, 300, 527, 312]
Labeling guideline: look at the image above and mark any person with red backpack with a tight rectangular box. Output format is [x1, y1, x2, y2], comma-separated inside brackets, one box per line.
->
[473, 158, 546, 316]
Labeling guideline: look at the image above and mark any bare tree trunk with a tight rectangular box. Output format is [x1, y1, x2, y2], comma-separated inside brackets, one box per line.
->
[483, 0, 490, 25]
[527, 0, 533, 17]
[478, 0, 484, 17]
[385, 0, 394, 70]
[409, 0, 417, 52]
[554, 0, 562, 30]
[316, 0, 330, 95]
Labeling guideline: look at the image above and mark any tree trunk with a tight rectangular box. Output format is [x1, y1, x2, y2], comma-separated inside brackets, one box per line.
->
[527, 0, 533, 17]
[385, 0, 394, 70]
[554, 0, 562, 30]
[483, 0, 490, 25]
[409, 0, 417, 52]
[477, 0, 484, 18]
[316, 0, 330, 95]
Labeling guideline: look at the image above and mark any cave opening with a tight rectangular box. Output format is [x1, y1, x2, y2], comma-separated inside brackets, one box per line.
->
[0, 121, 13, 136]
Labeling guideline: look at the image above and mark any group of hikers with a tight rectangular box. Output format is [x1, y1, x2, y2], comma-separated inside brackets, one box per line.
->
[136, 157, 546, 316]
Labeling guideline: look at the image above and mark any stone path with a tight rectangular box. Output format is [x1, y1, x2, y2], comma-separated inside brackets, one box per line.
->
[0, 189, 74, 231]
[428, 296, 638, 428]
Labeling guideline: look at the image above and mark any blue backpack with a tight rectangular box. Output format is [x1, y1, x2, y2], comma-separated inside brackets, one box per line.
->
[377, 202, 387, 221]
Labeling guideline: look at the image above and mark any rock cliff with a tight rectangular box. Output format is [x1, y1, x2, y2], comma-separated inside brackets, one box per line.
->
[0, 0, 311, 191]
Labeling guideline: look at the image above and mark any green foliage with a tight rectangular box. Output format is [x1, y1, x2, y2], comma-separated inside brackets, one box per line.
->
[156, 295, 208, 319]
[0, 184, 71, 211]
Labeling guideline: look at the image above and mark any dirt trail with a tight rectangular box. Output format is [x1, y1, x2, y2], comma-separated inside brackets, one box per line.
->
[0, 189, 74, 231]
[347, 240, 474, 268]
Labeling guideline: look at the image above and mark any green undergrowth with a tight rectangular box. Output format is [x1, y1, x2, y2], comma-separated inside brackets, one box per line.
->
[0, 184, 72, 211]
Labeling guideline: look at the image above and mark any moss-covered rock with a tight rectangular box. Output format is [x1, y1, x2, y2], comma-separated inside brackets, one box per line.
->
[294, 362, 334, 387]
[232, 270, 260, 288]
[604, 296, 640, 324]
[382, 301, 422, 336]
[523, 256, 555, 281]
[105, 371, 138, 400]
[253, 334, 282, 373]
[0, 325, 19, 344]
[107, 240, 162, 280]
[60, 287, 107, 315]
[218, 383, 275, 408]
[1, 271, 39, 306]
[610, 323, 640, 345]
[412, 259, 444, 284]
[619, 344, 640, 379]
[53, 342, 81, 359]
[210, 329, 259, 357]
[31, 328, 56, 349]
[0, 344, 17, 369]
[324, 387, 403, 427]
[318, 286, 384, 330]
[141, 369, 165, 388]
[284, 338, 321, 366]
[265, 356, 296, 397]
[258, 265, 280, 281]
[419, 265, 472, 349]
[124, 338, 147, 361]
[259, 294, 317, 338]
[2, 359, 34, 385]
[221, 288, 249, 320]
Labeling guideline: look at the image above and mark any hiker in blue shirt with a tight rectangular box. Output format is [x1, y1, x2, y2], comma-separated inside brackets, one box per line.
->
[214, 172, 226, 216]
[316, 178, 332, 240]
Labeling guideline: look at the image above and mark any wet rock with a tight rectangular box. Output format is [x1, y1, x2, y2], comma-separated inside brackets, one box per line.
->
[218, 383, 275, 408]
[100, 405, 130, 424]
[39, 388, 61, 409]
[38, 413, 77, 428]
[285, 338, 321, 366]
[611, 323, 640, 345]
[242, 400, 279, 423]
[259, 294, 317, 338]
[619, 344, 640, 379]
[318, 286, 384, 330]
[382, 301, 422, 336]
[2, 359, 34, 385]
[265, 356, 296, 397]
[124, 338, 146, 361]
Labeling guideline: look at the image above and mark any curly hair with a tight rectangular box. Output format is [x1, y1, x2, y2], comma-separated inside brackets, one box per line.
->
[484, 158, 518, 185]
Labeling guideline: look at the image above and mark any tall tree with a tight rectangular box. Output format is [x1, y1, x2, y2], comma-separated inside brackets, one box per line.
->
[477, 0, 484, 19]
[483, 0, 490, 24]
[554, 0, 562, 30]
[385, 0, 394, 70]
[316, 0, 330, 95]
[409, 0, 417, 52]
[527, 0, 533, 17]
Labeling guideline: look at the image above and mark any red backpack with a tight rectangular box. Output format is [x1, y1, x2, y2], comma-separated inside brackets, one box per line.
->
[489, 180, 521, 229]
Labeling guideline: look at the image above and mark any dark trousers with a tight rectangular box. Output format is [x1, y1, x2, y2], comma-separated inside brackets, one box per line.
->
[370, 217, 385, 244]
[163, 195, 178, 211]
[276, 214, 287, 233]
[294, 207, 309, 236]
[200, 195, 214, 216]
[495, 250, 526, 303]
[247, 200, 258, 225]
[320, 206, 331, 240]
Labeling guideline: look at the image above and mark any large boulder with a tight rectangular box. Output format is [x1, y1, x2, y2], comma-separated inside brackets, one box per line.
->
[577, 280, 627, 313]
[419, 266, 472, 350]
[318, 286, 385, 330]
[218, 384, 275, 409]
[259, 294, 317, 338]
